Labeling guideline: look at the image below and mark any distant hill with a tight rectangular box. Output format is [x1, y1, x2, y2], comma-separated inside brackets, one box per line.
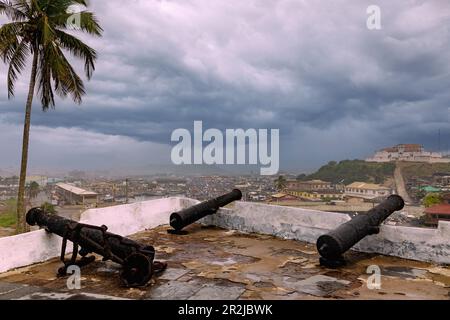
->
[297, 160, 395, 185]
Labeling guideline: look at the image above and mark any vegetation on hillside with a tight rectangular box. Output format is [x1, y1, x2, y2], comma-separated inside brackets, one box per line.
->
[297, 160, 395, 184]
[422, 193, 443, 208]
[399, 162, 450, 179]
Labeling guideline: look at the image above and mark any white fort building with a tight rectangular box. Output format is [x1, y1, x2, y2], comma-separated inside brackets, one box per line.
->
[366, 144, 450, 163]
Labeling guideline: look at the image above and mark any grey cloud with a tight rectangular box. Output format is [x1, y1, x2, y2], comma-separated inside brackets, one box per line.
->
[0, 0, 449, 171]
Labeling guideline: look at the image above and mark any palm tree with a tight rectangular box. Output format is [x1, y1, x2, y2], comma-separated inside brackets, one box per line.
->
[27, 180, 39, 199]
[25, 180, 39, 209]
[274, 175, 287, 191]
[0, 0, 102, 233]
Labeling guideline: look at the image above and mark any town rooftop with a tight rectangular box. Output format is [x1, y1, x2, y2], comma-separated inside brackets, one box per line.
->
[55, 183, 98, 196]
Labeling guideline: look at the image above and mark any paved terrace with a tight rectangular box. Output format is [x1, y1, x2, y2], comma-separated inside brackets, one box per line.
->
[0, 198, 448, 300]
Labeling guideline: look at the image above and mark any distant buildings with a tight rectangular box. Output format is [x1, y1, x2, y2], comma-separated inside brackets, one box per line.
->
[432, 173, 450, 187]
[282, 178, 394, 204]
[269, 193, 299, 202]
[366, 144, 450, 163]
[55, 183, 98, 206]
[442, 193, 450, 204]
[0, 176, 18, 200]
[419, 186, 441, 193]
[286, 179, 334, 191]
[344, 182, 392, 202]
[272, 179, 394, 205]
[285, 179, 344, 201]
[424, 204, 450, 226]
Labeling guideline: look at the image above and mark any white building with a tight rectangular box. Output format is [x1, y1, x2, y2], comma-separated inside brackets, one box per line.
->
[344, 182, 392, 201]
[55, 183, 98, 206]
[366, 144, 450, 163]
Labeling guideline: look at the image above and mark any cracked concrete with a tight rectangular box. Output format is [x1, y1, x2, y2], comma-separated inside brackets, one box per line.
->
[0, 224, 448, 300]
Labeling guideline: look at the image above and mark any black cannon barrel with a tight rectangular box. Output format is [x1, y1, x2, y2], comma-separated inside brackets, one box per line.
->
[26, 208, 163, 287]
[316, 195, 404, 263]
[170, 189, 242, 231]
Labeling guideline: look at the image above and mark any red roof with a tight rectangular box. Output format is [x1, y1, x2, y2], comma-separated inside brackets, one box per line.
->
[425, 204, 450, 215]
[400, 144, 422, 148]
[381, 144, 423, 153]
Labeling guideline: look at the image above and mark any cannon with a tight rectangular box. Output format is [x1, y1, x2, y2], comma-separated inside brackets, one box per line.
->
[169, 189, 242, 234]
[316, 195, 404, 267]
[26, 208, 167, 287]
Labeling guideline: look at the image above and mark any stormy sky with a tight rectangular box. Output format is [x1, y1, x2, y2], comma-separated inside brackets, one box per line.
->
[0, 0, 449, 175]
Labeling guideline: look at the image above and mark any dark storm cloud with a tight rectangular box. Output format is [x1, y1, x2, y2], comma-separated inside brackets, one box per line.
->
[0, 0, 449, 171]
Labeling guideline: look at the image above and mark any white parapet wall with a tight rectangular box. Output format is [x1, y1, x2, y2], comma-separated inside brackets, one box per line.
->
[202, 202, 450, 265]
[355, 222, 450, 264]
[203, 202, 351, 244]
[0, 230, 65, 274]
[0, 197, 187, 273]
[79, 197, 184, 235]
[0, 197, 448, 273]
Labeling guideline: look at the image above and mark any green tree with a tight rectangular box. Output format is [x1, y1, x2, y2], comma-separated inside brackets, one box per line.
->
[274, 175, 287, 191]
[40, 201, 56, 214]
[27, 181, 39, 199]
[0, 198, 17, 228]
[0, 0, 102, 233]
[422, 193, 442, 208]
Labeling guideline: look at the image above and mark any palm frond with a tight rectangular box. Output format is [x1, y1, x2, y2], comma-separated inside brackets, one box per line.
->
[1, 0, 101, 106]
[7, 39, 29, 97]
[40, 14, 55, 45]
[0, 0, 27, 21]
[38, 43, 85, 109]
[0, 22, 24, 62]
[70, 0, 88, 6]
[13, 0, 32, 16]
[45, 0, 83, 16]
[52, 10, 103, 36]
[37, 45, 55, 108]
[55, 47, 85, 104]
[54, 29, 97, 79]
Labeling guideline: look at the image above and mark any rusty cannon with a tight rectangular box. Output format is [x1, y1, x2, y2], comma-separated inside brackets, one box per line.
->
[316, 194, 405, 268]
[26, 208, 166, 287]
[169, 189, 242, 234]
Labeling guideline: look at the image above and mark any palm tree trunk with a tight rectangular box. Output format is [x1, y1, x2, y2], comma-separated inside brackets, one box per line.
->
[16, 49, 38, 234]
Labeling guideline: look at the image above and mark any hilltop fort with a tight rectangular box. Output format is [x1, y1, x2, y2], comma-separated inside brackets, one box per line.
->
[366, 144, 450, 163]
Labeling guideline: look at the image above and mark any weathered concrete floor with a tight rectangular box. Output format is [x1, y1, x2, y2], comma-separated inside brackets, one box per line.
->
[0, 224, 449, 300]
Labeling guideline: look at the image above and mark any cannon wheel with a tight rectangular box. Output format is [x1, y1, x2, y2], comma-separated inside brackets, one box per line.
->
[120, 253, 153, 287]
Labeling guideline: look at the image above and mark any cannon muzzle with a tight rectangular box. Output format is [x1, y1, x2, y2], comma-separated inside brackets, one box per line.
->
[169, 189, 242, 232]
[316, 194, 404, 267]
